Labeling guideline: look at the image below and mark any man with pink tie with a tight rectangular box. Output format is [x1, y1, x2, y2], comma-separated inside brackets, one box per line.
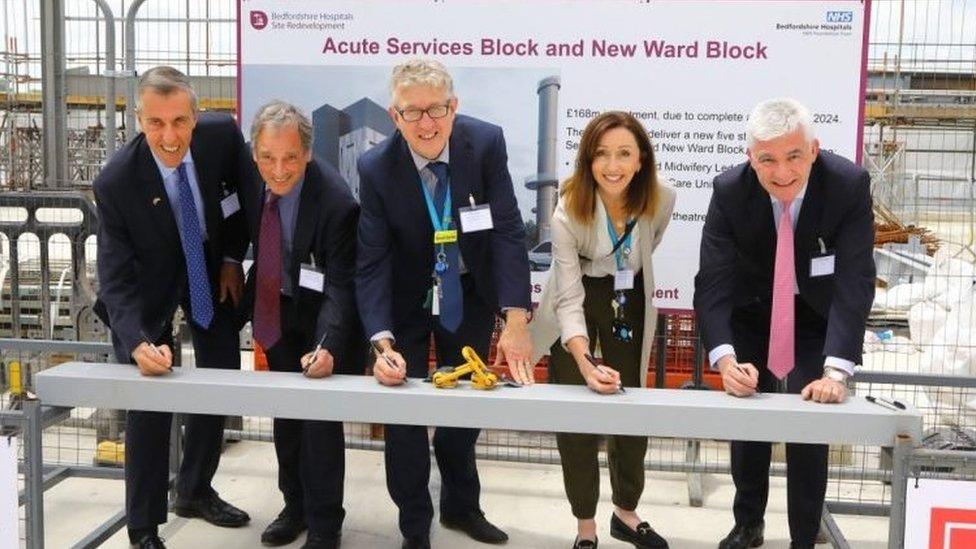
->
[693, 98, 875, 549]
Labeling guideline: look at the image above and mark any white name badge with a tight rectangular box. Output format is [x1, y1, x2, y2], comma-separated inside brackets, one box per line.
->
[299, 263, 324, 292]
[614, 269, 635, 291]
[221, 192, 241, 218]
[810, 254, 836, 277]
[459, 204, 493, 233]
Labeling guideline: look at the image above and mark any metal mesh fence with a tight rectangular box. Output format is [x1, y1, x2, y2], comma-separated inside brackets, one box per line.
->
[0, 4, 973, 544]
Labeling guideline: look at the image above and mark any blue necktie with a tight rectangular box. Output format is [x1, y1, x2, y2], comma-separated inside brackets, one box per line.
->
[428, 162, 463, 332]
[176, 163, 214, 329]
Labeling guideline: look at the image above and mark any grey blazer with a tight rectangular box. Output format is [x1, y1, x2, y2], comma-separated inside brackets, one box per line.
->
[530, 184, 676, 386]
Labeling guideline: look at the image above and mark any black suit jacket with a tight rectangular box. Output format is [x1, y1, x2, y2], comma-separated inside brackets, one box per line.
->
[240, 155, 362, 369]
[693, 151, 875, 366]
[355, 114, 531, 338]
[94, 113, 247, 360]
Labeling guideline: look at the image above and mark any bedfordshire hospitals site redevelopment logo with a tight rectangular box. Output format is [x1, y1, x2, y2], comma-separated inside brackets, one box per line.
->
[774, 9, 854, 36]
[250, 10, 268, 30]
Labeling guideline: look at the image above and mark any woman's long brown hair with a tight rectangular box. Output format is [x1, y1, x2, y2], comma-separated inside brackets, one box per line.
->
[560, 111, 660, 225]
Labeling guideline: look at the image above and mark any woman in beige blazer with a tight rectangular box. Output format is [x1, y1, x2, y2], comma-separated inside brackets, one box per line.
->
[529, 111, 675, 549]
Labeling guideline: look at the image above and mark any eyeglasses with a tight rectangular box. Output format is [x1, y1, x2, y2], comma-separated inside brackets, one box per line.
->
[395, 103, 451, 123]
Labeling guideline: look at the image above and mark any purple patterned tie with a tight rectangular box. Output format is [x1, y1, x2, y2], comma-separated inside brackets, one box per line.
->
[768, 200, 795, 380]
[253, 193, 282, 348]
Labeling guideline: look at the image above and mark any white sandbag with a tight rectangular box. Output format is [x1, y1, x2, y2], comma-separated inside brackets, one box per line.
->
[908, 301, 949, 347]
[877, 282, 928, 311]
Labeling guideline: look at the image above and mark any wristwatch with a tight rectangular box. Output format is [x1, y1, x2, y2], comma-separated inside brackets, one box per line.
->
[823, 366, 850, 383]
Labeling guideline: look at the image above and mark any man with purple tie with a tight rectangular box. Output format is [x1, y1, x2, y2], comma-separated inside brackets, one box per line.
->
[239, 101, 363, 549]
[94, 66, 250, 549]
[693, 98, 875, 549]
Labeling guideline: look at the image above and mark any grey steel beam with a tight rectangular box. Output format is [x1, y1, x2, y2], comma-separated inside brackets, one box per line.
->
[855, 370, 976, 388]
[40, 0, 67, 189]
[70, 509, 126, 549]
[36, 362, 923, 446]
[124, 0, 150, 138]
[0, 338, 114, 355]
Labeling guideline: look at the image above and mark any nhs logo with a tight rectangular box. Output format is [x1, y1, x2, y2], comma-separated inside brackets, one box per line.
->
[826, 11, 853, 23]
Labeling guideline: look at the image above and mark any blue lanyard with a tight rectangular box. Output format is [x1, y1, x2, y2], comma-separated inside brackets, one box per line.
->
[419, 179, 452, 232]
[605, 215, 634, 271]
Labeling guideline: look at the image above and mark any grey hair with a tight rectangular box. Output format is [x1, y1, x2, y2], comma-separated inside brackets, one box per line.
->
[250, 100, 313, 152]
[389, 58, 455, 105]
[136, 66, 198, 113]
[746, 98, 815, 148]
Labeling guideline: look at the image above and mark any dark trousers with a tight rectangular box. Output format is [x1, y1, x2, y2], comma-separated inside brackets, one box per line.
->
[548, 274, 647, 519]
[264, 309, 346, 537]
[729, 297, 829, 545]
[123, 303, 241, 532]
[386, 276, 494, 537]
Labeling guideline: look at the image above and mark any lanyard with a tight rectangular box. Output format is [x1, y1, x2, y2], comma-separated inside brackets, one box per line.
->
[605, 216, 635, 271]
[419, 178, 452, 232]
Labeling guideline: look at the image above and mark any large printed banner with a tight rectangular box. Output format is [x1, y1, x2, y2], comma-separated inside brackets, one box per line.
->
[239, 0, 869, 310]
[906, 479, 976, 549]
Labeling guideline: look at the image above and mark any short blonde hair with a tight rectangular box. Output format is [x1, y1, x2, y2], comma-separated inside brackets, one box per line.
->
[389, 58, 454, 105]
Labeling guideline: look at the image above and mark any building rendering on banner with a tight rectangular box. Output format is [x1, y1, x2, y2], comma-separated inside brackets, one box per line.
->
[312, 98, 395, 199]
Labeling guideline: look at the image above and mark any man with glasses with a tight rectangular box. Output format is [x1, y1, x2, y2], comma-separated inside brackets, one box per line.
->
[356, 58, 532, 549]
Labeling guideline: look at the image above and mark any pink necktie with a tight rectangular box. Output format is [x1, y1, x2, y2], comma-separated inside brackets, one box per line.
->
[768, 200, 795, 380]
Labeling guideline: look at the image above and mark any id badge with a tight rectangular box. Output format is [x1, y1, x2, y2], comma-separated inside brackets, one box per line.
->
[220, 192, 240, 218]
[433, 230, 458, 244]
[810, 253, 835, 277]
[614, 269, 635, 291]
[299, 263, 324, 292]
[459, 204, 493, 233]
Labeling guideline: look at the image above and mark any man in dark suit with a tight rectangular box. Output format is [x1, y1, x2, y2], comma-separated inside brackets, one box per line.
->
[694, 98, 875, 549]
[356, 58, 533, 549]
[94, 66, 250, 549]
[238, 100, 363, 549]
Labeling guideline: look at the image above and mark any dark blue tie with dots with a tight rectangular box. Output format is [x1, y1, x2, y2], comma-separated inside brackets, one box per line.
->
[428, 161, 462, 332]
[176, 163, 213, 329]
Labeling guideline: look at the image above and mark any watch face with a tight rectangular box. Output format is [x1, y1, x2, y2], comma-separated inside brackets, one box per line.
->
[825, 369, 847, 382]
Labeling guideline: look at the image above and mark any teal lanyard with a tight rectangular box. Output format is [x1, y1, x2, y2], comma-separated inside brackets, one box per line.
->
[419, 179, 452, 231]
[606, 216, 634, 271]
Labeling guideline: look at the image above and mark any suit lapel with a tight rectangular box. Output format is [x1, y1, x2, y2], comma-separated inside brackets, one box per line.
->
[189, 139, 222, 244]
[746, 171, 776, 270]
[393, 135, 431, 243]
[137, 144, 180, 252]
[794, 157, 825, 282]
[291, 163, 320, 285]
[447, 126, 473, 230]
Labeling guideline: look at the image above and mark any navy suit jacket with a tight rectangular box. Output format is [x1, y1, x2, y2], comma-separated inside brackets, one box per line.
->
[356, 114, 531, 339]
[94, 113, 248, 361]
[693, 151, 876, 366]
[239, 155, 363, 370]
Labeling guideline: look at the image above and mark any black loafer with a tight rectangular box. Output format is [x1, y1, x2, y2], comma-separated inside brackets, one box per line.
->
[402, 534, 431, 549]
[172, 492, 250, 527]
[573, 536, 598, 549]
[610, 514, 668, 548]
[302, 532, 341, 549]
[440, 511, 509, 544]
[130, 533, 166, 549]
[261, 510, 307, 546]
[718, 522, 765, 549]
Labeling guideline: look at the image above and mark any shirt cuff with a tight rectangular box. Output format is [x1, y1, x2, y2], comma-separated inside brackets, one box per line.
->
[824, 356, 855, 377]
[709, 344, 736, 370]
[370, 330, 395, 344]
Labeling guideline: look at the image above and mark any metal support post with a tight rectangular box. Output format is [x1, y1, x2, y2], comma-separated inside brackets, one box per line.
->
[887, 434, 913, 549]
[22, 398, 44, 549]
[40, 0, 67, 189]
